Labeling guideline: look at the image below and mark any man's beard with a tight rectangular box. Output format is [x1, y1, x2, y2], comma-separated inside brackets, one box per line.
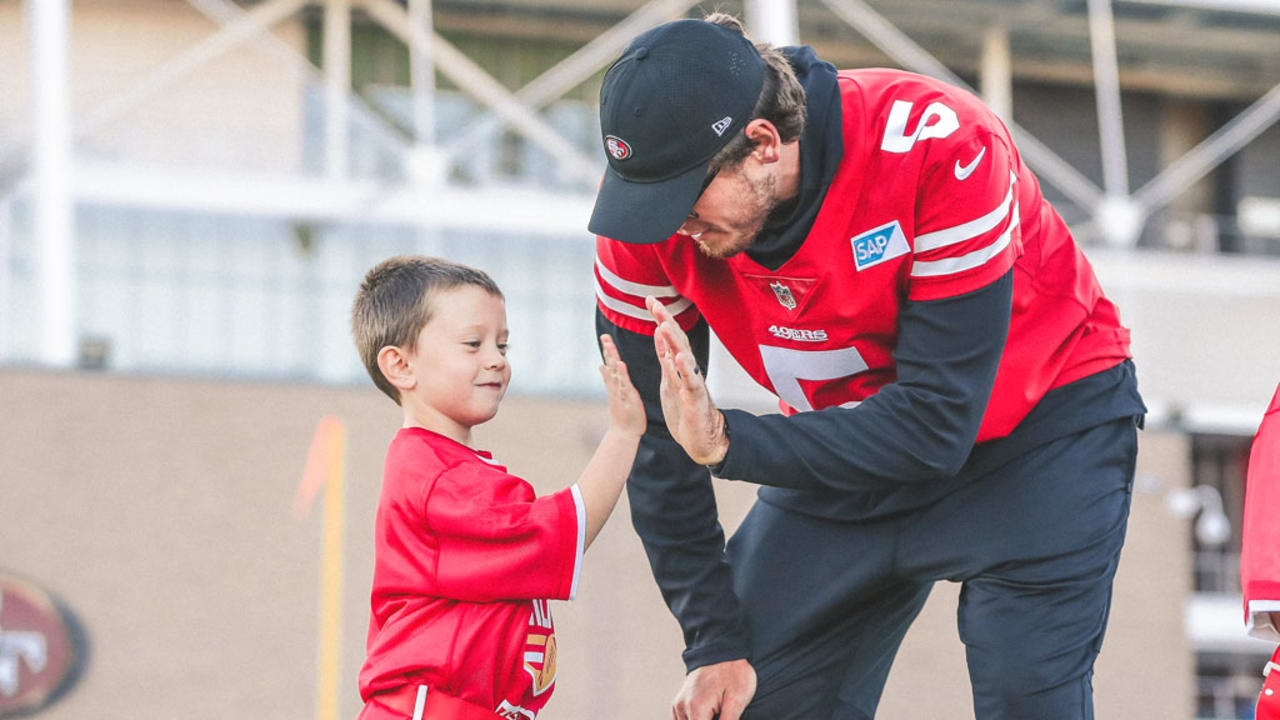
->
[694, 171, 778, 260]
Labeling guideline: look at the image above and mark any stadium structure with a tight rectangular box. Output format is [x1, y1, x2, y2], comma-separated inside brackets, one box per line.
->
[1, 1, 1278, 718]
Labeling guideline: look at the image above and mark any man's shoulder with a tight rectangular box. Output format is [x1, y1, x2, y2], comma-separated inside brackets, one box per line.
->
[837, 67, 975, 102]
[836, 68, 1005, 143]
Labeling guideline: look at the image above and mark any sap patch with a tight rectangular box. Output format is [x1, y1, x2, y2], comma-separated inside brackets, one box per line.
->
[850, 220, 910, 271]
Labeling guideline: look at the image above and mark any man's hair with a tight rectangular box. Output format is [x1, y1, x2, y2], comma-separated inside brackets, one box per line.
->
[704, 12, 807, 172]
[351, 255, 503, 405]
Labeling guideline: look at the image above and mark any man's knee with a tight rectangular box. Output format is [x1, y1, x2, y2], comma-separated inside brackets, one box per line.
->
[971, 669, 1094, 720]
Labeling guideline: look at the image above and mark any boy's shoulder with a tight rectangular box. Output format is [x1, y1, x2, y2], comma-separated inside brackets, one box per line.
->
[389, 427, 484, 467]
[385, 428, 511, 484]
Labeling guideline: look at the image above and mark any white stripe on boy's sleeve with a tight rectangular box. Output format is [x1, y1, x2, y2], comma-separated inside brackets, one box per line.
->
[568, 484, 587, 600]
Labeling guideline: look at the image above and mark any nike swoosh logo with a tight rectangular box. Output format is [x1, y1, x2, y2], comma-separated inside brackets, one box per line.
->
[954, 146, 987, 180]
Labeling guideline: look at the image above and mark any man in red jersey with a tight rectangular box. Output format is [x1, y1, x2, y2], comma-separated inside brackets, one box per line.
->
[588, 14, 1145, 720]
[1243, 383, 1280, 719]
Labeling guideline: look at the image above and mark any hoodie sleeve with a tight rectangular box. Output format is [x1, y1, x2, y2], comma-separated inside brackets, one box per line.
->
[715, 269, 1012, 489]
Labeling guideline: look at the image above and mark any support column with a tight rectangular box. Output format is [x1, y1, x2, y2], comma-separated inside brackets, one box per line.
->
[324, 0, 350, 179]
[979, 25, 1012, 123]
[28, 0, 75, 367]
[1087, 0, 1130, 197]
[407, 0, 444, 184]
[1159, 100, 1216, 251]
[409, 0, 435, 147]
[745, 0, 798, 46]
[0, 194, 11, 361]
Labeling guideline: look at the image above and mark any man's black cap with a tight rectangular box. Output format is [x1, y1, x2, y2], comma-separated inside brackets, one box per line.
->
[588, 20, 765, 244]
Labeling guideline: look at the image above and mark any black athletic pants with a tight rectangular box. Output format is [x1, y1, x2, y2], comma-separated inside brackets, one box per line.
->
[729, 416, 1140, 720]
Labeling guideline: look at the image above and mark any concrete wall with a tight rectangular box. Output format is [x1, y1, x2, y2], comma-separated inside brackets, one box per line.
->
[0, 370, 1192, 719]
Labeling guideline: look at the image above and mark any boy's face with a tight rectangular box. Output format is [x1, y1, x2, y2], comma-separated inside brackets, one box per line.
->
[403, 285, 510, 433]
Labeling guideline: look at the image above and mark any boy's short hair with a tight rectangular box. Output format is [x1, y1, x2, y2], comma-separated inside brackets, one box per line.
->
[351, 255, 503, 404]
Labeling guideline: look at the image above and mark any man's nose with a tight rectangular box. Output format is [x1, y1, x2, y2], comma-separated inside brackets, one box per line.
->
[678, 218, 706, 236]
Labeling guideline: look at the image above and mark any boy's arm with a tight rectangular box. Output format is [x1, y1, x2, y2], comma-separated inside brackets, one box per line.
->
[576, 333, 644, 550]
[597, 308, 752, 673]
[577, 428, 641, 549]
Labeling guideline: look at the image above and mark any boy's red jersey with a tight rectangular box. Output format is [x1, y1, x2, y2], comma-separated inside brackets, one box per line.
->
[359, 428, 585, 719]
[595, 68, 1131, 442]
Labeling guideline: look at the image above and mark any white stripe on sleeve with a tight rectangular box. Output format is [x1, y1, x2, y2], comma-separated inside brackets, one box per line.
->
[595, 257, 680, 297]
[568, 484, 586, 600]
[914, 170, 1018, 253]
[915, 187, 1013, 252]
[1247, 599, 1280, 641]
[594, 277, 692, 323]
[910, 203, 1019, 278]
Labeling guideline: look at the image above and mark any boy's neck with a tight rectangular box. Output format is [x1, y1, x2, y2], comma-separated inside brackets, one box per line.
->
[402, 401, 473, 447]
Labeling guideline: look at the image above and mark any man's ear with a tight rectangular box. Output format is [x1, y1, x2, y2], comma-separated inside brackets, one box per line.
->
[744, 119, 782, 163]
[377, 345, 416, 392]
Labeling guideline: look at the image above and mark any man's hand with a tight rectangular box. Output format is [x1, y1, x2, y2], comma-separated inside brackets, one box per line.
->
[646, 296, 730, 466]
[672, 659, 757, 720]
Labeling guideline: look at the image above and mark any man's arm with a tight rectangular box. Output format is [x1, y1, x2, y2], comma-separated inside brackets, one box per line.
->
[597, 309, 751, 670]
[655, 269, 1013, 489]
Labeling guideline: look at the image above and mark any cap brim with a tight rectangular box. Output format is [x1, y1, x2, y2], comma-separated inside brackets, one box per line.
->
[588, 159, 711, 245]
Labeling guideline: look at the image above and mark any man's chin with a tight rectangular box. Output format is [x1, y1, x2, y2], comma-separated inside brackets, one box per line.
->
[695, 235, 754, 260]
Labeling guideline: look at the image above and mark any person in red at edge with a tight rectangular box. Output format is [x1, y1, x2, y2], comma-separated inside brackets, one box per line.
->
[350, 256, 644, 720]
[1243, 382, 1280, 719]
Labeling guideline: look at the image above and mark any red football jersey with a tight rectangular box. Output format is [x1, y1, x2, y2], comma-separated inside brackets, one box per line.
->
[595, 68, 1131, 443]
[1243, 383, 1280, 640]
[358, 428, 585, 719]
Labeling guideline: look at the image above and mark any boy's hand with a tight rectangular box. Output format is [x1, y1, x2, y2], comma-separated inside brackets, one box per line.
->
[646, 297, 729, 466]
[599, 333, 645, 439]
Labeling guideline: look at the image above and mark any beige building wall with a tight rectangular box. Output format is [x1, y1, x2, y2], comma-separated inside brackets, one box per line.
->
[0, 0, 308, 173]
[1, 370, 1192, 719]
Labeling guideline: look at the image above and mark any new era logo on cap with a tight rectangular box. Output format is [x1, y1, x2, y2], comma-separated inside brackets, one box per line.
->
[711, 116, 733, 137]
[605, 135, 632, 161]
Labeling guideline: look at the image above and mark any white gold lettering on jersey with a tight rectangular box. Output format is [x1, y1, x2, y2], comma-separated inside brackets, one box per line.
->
[768, 325, 829, 342]
[524, 599, 557, 697]
[496, 700, 536, 720]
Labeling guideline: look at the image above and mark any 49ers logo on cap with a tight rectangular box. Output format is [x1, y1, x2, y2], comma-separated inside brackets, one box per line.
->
[604, 135, 632, 161]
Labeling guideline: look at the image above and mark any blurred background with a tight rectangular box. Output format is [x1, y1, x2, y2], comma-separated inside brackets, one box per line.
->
[1, 0, 1278, 718]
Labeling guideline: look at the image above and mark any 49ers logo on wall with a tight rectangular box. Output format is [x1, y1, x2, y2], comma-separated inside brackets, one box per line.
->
[604, 135, 632, 161]
[0, 574, 84, 717]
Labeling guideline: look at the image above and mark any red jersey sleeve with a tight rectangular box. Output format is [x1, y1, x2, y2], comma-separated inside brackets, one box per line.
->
[595, 235, 701, 336]
[1243, 383, 1280, 640]
[425, 464, 584, 603]
[908, 133, 1021, 302]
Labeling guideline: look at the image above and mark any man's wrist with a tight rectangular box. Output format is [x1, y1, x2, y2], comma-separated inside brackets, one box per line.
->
[702, 410, 731, 470]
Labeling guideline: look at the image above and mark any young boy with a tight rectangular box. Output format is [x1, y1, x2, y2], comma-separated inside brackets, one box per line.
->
[350, 255, 644, 720]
